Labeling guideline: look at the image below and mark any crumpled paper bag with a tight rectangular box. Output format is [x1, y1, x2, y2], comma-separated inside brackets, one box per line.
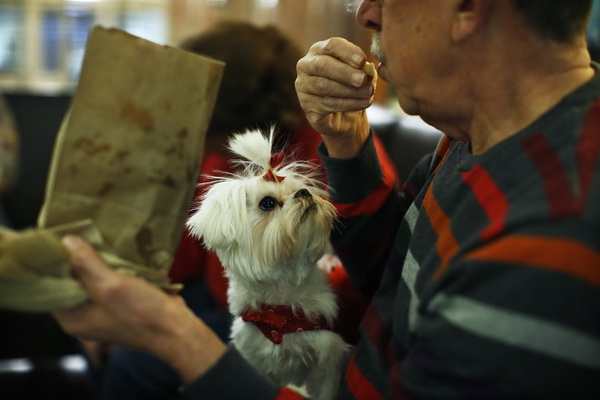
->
[0, 26, 224, 312]
[0, 221, 92, 312]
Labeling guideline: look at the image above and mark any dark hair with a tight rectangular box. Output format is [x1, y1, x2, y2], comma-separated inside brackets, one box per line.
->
[179, 22, 305, 135]
[512, 0, 594, 42]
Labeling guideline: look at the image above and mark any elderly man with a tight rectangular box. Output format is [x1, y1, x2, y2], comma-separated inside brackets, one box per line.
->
[54, 1, 599, 399]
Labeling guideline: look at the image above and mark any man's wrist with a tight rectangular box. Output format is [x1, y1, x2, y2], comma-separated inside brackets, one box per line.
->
[152, 300, 228, 383]
[321, 112, 371, 159]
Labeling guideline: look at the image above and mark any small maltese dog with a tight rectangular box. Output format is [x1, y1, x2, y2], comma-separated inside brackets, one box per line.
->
[187, 128, 351, 399]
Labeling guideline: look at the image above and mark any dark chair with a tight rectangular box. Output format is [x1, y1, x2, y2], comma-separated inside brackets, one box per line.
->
[2, 92, 72, 230]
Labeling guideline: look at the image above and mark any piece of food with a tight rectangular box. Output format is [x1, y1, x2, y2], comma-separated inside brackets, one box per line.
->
[362, 61, 376, 78]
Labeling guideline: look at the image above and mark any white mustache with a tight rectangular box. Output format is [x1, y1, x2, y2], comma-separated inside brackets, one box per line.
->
[371, 32, 385, 63]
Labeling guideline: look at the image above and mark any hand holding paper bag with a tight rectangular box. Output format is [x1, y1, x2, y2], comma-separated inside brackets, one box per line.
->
[0, 27, 224, 312]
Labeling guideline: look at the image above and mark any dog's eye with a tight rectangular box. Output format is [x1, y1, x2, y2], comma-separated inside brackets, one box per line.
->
[259, 196, 277, 211]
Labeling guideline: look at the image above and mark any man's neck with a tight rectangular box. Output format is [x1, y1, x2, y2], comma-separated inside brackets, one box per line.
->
[466, 41, 595, 155]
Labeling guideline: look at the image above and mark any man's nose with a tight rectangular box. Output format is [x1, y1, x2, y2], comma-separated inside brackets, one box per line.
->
[356, 0, 382, 31]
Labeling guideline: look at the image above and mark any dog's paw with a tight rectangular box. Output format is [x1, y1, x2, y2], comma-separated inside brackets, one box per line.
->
[285, 383, 309, 397]
[317, 253, 342, 273]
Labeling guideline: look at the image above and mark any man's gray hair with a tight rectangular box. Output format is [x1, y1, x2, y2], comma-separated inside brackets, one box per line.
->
[512, 0, 594, 42]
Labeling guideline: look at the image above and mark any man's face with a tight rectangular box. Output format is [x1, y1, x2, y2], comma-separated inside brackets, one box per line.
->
[359, 0, 455, 116]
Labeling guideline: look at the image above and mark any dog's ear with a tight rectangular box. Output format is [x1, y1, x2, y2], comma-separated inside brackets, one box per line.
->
[186, 180, 246, 250]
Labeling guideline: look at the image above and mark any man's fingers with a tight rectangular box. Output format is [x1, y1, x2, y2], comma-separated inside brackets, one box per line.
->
[300, 38, 373, 85]
[310, 37, 366, 69]
[61, 235, 117, 291]
[296, 38, 376, 123]
[298, 55, 373, 92]
[311, 56, 369, 88]
[301, 95, 373, 121]
[295, 37, 375, 145]
[296, 74, 374, 100]
[296, 63, 375, 118]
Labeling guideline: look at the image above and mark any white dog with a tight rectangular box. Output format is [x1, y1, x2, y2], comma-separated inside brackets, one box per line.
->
[187, 129, 351, 400]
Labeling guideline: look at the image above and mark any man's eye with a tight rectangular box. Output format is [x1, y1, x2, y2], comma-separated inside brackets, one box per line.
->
[259, 196, 277, 211]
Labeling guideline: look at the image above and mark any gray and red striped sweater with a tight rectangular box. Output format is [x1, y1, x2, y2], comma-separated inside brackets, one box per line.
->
[182, 64, 600, 399]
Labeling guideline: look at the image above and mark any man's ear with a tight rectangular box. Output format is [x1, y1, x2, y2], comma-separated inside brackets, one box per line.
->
[452, 0, 493, 43]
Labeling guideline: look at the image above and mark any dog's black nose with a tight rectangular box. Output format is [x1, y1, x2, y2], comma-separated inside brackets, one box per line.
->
[294, 189, 312, 199]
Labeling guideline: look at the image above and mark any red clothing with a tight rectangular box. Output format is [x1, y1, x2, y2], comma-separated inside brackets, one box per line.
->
[168, 151, 231, 307]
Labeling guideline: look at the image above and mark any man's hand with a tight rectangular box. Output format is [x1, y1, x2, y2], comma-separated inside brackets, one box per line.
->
[53, 235, 226, 382]
[295, 37, 377, 158]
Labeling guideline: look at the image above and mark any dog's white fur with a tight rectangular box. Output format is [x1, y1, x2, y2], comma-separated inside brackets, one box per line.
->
[187, 129, 350, 400]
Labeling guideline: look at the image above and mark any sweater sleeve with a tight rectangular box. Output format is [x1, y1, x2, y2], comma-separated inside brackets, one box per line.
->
[179, 346, 305, 400]
[319, 133, 408, 297]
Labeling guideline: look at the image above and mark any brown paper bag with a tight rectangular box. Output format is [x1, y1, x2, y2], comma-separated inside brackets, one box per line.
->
[0, 26, 224, 311]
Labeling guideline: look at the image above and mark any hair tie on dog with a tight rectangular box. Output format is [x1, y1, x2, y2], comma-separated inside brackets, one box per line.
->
[263, 152, 286, 183]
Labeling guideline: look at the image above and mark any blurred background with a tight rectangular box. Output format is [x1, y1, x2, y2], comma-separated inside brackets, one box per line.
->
[0, 0, 372, 94]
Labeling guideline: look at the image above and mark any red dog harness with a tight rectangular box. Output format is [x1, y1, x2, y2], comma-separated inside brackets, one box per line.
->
[241, 305, 331, 344]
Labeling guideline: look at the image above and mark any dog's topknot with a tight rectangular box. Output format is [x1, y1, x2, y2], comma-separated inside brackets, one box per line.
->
[227, 128, 274, 173]
[227, 128, 290, 183]
[224, 128, 328, 192]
